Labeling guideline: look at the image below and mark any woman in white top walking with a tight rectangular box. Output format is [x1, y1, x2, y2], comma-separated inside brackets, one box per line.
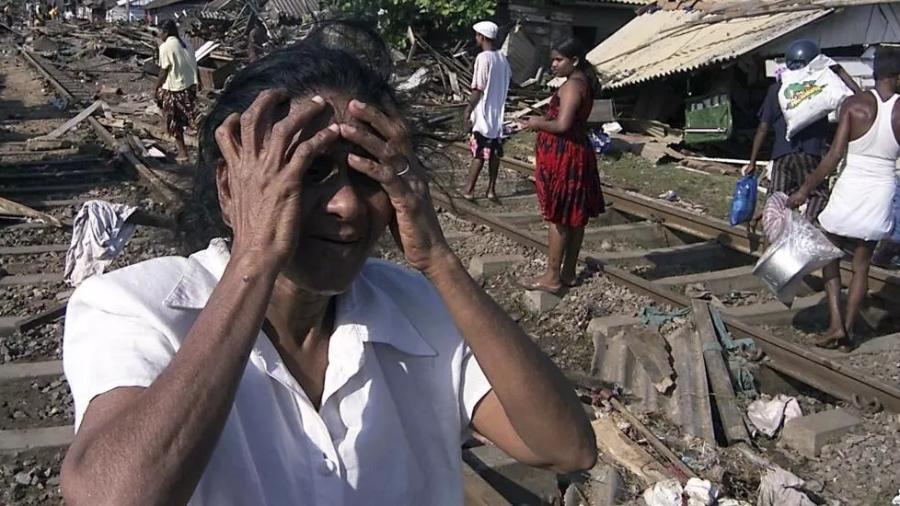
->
[789, 46, 900, 350]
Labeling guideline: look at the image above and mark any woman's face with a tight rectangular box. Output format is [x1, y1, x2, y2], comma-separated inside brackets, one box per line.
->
[550, 50, 577, 78]
[221, 91, 394, 295]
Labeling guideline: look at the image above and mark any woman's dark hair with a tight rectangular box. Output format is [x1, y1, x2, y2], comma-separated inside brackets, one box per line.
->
[553, 38, 601, 97]
[180, 21, 399, 251]
[161, 19, 179, 38]
[160, 19, 187, 49]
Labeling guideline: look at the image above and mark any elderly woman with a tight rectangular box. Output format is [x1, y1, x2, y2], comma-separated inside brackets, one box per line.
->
[60, 24, 595, 505]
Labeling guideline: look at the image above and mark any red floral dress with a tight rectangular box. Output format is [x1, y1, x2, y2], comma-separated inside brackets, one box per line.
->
[535, 85, 605, 227]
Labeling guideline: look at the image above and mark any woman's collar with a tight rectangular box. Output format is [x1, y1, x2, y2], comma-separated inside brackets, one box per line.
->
[163, 239, 437, 357]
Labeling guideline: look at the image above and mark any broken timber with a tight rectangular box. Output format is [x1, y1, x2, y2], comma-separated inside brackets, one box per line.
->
[34, 100, 104, 141]
[0, 196, 63, 227]
[17, 47, 180, 208]
[692, 299, 750, 445]
[605, 395, 696, 481]
[591, 415, 670, 487]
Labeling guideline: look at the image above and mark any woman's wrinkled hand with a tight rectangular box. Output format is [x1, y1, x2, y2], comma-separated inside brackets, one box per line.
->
[339, 99, 454, 275]
[214, 89, 339, 270]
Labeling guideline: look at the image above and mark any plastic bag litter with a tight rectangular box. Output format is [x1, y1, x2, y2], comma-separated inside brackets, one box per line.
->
[642, 478, 720, 506]
[779, 55, 853, 141]
[729, 174, 758, 226]
[757, 467, 816, 506]
[891, 489, 900, 505]
[754, 209, 844, 304]
[762, 192, 790, 243]
[747, 394, 802, 437]
[589, 129, 612, 155]
[642, 479, 682, 506]
[684, 478, 719, 506]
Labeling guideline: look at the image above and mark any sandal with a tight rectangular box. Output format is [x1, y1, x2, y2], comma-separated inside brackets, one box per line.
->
[814, 336, 856, 353]
[517, 278, 563, 295]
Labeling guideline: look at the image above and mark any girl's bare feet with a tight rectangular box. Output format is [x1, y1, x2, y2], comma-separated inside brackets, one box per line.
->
[518, 274, 563, 295]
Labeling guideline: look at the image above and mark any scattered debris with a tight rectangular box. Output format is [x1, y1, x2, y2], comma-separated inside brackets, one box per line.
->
[0, 196, 63, 227]
[756, 467, 816, 506]
[747, 395, 802, 437]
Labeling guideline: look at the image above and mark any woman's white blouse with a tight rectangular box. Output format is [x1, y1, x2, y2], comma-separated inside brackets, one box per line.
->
[64, 239, 492, 505]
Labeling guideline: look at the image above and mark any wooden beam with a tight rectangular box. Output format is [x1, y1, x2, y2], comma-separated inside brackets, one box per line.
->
[35, 100, 103, 140]
[692, 299, 750, 445]
[591, 416, 670, 487]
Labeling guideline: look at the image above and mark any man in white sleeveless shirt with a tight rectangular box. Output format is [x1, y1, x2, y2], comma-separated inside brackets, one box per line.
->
[788, 46, 900, 350]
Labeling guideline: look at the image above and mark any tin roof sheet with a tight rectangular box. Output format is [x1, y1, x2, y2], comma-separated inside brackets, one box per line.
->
[589, 7, 832, 89]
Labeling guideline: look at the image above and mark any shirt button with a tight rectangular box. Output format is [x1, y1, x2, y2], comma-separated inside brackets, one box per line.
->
[319, 458, 337, 476]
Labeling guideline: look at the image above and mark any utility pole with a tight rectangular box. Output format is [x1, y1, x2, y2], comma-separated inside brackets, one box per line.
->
[125, 0, 130, 22]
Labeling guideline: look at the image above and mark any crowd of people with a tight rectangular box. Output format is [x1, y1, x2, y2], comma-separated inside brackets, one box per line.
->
[459, 30, 899, 351]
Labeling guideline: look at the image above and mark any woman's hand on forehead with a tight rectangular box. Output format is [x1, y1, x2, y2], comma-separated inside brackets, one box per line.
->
[214, 89, 341, 268]
[337, 99, 453, 275]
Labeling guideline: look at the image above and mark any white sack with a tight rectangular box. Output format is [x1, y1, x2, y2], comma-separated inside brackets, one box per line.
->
[779, 55, 852, 141]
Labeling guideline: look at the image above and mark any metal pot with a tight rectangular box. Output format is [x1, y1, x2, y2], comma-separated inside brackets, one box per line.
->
[753, 237, 835, 306]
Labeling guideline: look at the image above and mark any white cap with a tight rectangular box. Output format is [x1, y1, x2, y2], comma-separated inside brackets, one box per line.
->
[473, 21, 499, 40]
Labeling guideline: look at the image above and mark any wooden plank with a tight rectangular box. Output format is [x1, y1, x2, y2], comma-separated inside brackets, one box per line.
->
[0, 196, 63, 227]
[16, 302, 68, 334]
[0, 273, 64, 286]
[692, 300, 751, 445]
[0, 361, 64, 381]
[34, 100, 103, 141]
[591, 416, 670, 487]
[0, 426, 73, 452]
[0, 244, 69, 255]
[463, 461, 508, 506]
[606, 396, 696, 480]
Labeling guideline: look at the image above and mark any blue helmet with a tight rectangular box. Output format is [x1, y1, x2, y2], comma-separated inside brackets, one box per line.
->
[786, 40, 820, 70]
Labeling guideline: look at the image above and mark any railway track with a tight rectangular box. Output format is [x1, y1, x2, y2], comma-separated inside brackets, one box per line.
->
[431, 142, 900, 413]
[0, 36, 180, 503]
[2, 25, 899, 503]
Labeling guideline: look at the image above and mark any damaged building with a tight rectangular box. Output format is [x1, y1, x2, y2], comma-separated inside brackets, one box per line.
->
[582, 0, 900, 154]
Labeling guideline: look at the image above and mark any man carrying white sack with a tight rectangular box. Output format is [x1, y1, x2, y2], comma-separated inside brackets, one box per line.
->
[787, 46, 900, 351]
[744, 40, 860, 222]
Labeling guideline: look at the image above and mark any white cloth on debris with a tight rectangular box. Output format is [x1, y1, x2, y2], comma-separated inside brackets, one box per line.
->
[757, 467, 816, 506]
[818, 90, 900, 241]
[64, 200, 137, 287]
[747, 394, 802, 437]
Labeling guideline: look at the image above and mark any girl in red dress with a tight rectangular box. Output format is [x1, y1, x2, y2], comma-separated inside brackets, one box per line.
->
[519, 39, 605, 293]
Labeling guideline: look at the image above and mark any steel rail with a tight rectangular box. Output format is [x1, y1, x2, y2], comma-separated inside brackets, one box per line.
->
[447, 143, 900, 304]
[17, 47, 180, 206]
[432, 166, 900, 413]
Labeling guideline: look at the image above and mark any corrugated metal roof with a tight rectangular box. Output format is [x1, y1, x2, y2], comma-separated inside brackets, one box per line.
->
[589, 7, 832, 89]
[266, 0, 317, 18]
